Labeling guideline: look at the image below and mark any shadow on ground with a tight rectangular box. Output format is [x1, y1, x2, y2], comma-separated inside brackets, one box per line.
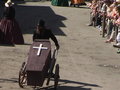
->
[39, 86, 91, 90]
[0, 78, 18, 83]
[47, 86, 91, 90]
[44, 78, 101, 90]
[15, 4, 67, 36]
[58, 79, 101, 87]
[0, 78, 101, 90]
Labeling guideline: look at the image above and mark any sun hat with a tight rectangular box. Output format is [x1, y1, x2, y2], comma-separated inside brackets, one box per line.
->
[5, 0, 14, 7]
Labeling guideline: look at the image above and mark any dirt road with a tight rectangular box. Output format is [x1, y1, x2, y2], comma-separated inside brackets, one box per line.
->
[0, 1, 120, 90]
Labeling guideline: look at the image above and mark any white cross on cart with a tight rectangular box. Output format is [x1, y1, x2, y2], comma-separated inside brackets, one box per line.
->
[33, 44, 48, 56]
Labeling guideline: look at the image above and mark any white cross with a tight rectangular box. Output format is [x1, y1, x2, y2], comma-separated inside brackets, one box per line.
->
[33, 44, 48, 56]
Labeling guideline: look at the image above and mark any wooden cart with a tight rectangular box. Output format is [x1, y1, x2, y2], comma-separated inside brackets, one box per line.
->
[18, 39, 60, 90]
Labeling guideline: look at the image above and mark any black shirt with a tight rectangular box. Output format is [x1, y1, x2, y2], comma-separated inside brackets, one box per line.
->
[3, 6, 15, 19]
[33, 28, 59, 46]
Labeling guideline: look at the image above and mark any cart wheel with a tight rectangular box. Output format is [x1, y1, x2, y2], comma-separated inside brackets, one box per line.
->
[54, 64, 60, 90]
[18, 62, 27, 88]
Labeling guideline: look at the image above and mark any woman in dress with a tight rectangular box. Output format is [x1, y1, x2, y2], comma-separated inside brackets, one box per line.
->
[0, 0, 24, 45]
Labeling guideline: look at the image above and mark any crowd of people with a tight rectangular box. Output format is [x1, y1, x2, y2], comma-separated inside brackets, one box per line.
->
[87, 0, 120, 53]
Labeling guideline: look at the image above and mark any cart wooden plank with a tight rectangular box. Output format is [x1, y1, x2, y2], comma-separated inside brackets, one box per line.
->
[26, 39, 51, 86]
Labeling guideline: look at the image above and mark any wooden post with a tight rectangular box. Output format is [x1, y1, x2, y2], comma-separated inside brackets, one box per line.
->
[102, 11, 106, 38]
[115, 25, 118, 38]
[115, 25, 118, 43]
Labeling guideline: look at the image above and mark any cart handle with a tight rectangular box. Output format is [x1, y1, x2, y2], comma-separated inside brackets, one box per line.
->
[52, 49, 58, 59]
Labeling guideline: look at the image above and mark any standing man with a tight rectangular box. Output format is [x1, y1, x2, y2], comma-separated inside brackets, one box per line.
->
[33, 19, 60, 50]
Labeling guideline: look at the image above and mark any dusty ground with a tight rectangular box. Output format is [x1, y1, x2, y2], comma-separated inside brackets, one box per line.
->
[0, 1, 120, 90]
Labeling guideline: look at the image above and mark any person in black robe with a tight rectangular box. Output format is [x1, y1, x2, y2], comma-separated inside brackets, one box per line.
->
[0, 0, 24, 45]
[33, 19, 60, 50]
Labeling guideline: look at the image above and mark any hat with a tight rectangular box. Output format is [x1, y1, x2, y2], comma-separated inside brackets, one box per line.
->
[5, 0, 14, 7]
[37, 19, 45, 27]
[104, 0, 112, 3]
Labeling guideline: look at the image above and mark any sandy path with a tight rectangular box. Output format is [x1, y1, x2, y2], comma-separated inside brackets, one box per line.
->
[0, 1, 120, 90]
